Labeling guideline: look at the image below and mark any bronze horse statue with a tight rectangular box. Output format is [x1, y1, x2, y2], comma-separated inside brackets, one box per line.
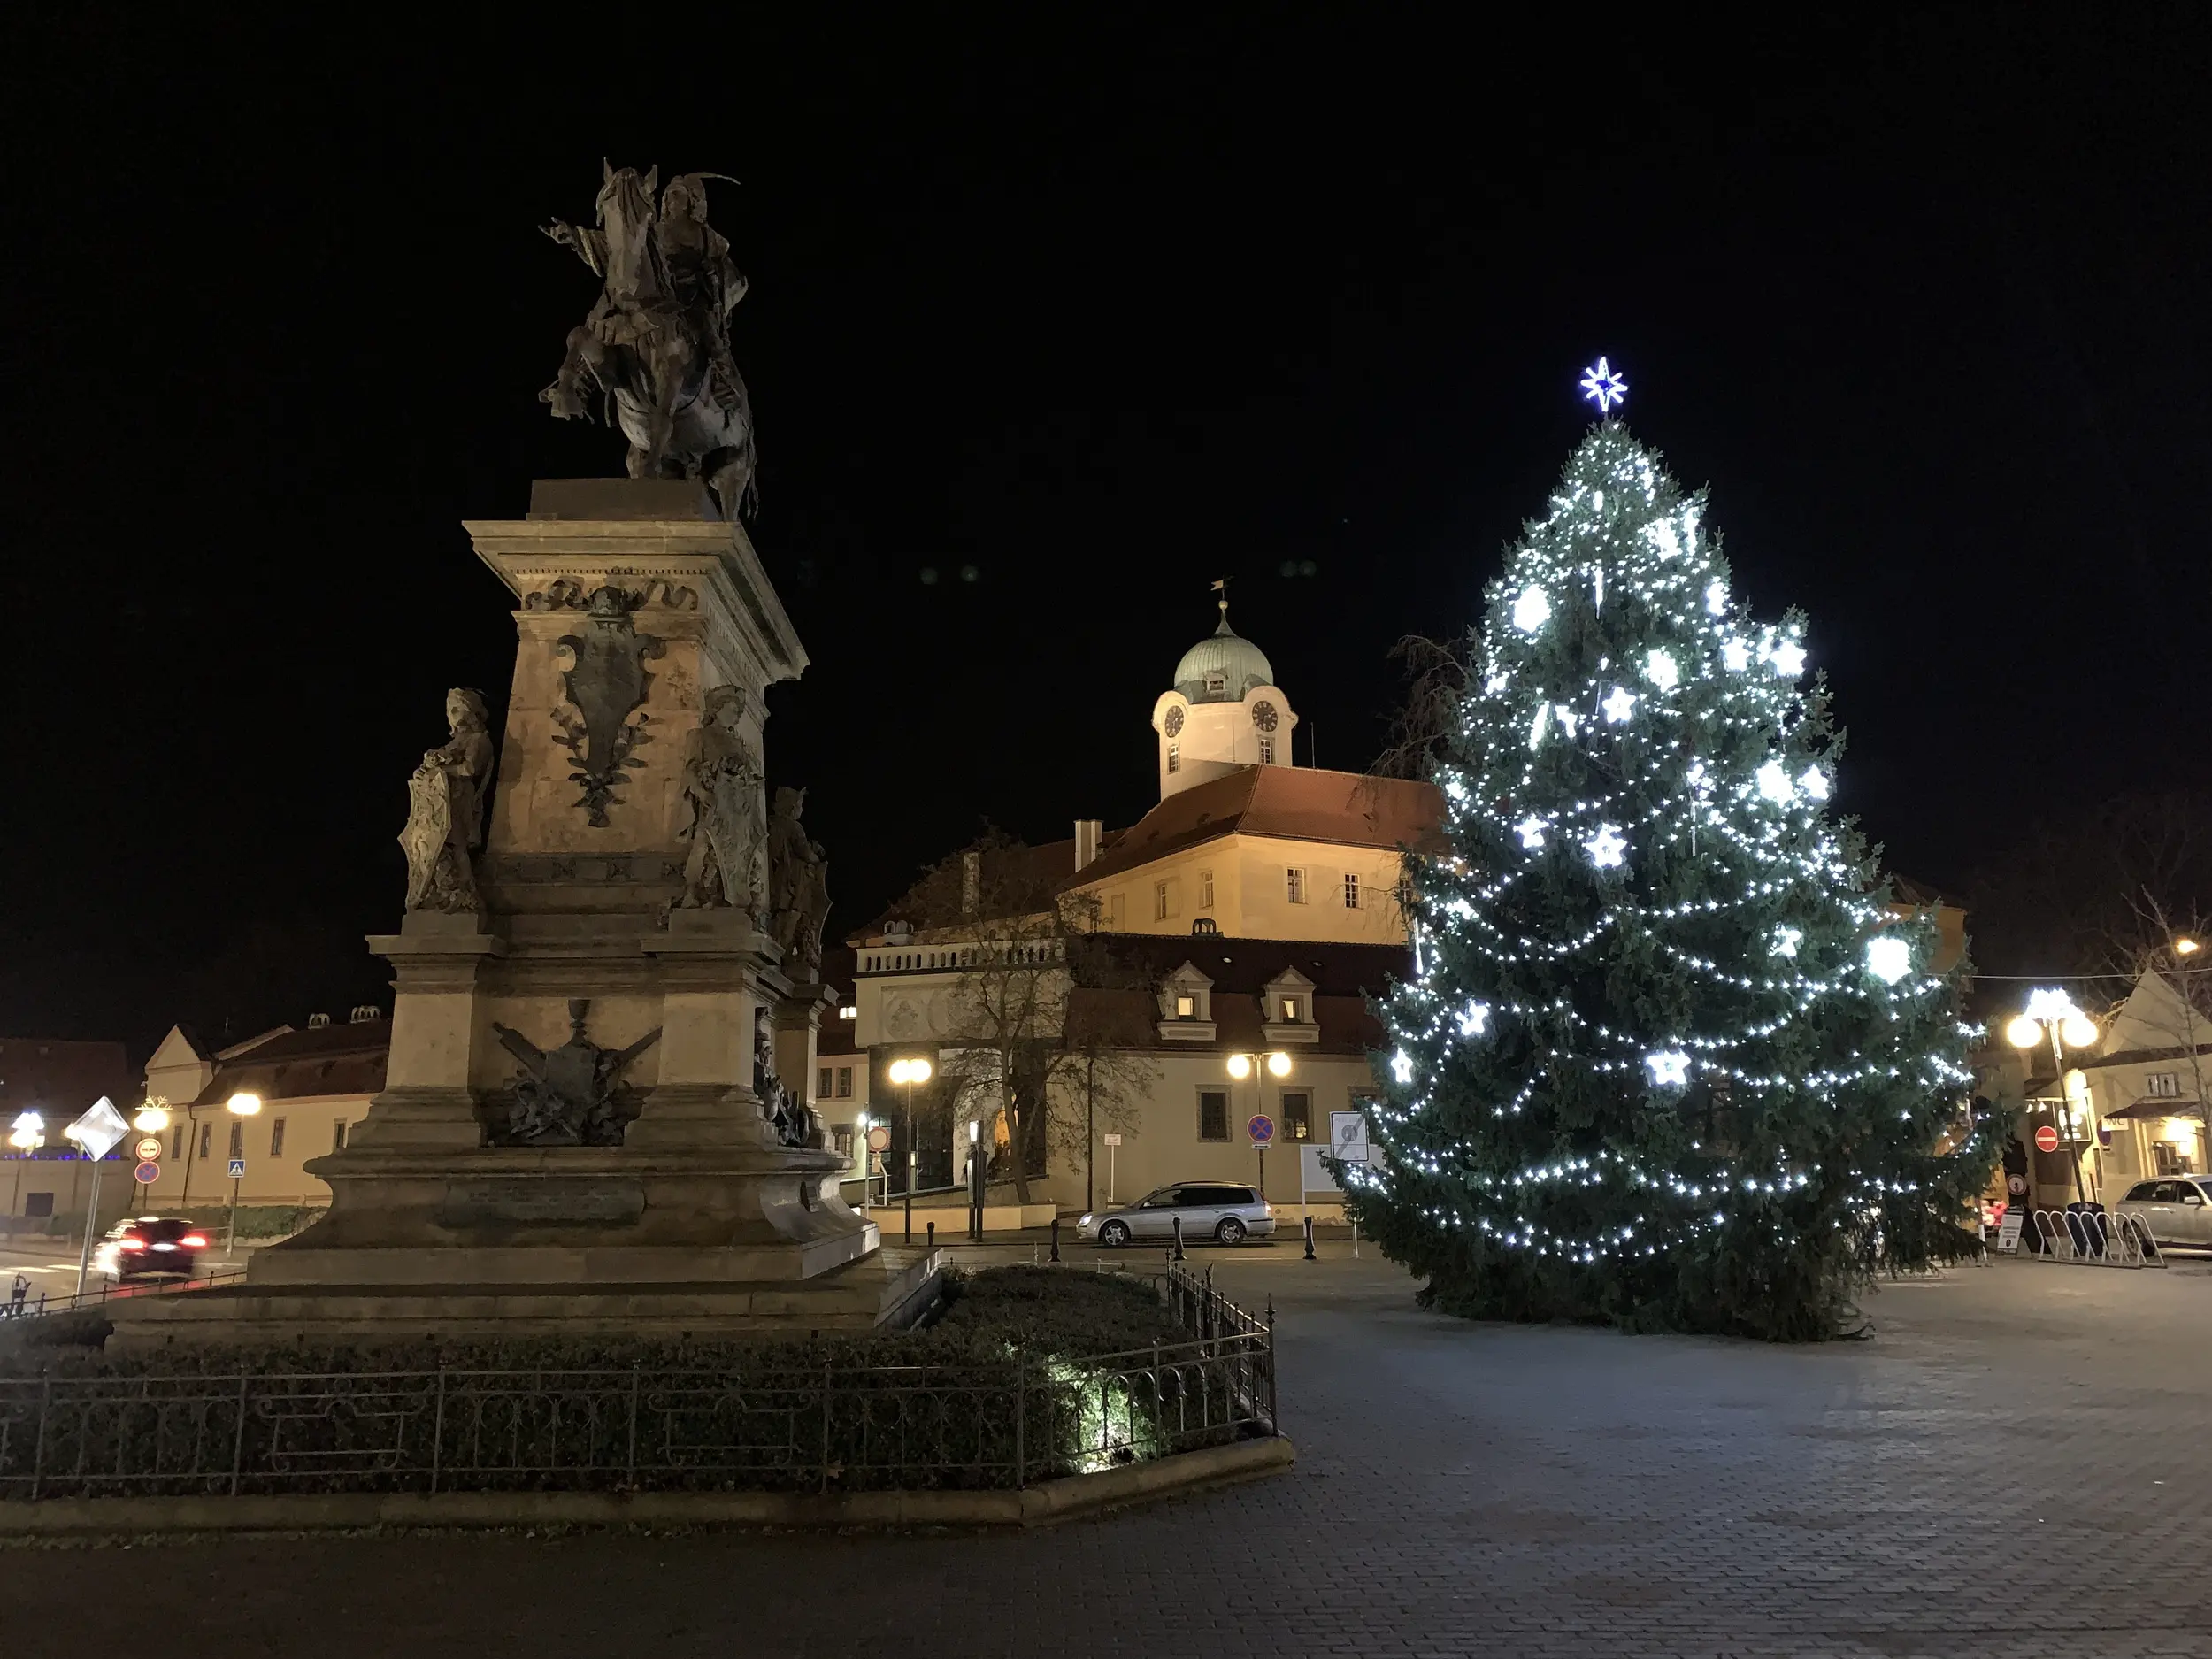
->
[542, 164, 758, 518]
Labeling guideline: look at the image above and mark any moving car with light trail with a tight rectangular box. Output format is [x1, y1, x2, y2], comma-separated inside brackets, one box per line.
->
[1076, 1183, 1275, 1247]
[92, 1216, 209, 1283]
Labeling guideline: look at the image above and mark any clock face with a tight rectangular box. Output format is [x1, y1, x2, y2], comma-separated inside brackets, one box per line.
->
[1164, 706, 1186, 737]
[1251, 700, 1279, 733]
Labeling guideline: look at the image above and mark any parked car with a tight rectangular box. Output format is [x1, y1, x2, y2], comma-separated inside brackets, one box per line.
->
[91, 1217, 210, 1283]
[1077, 1183, 1276, 1247]
[2116, 1178, 2212, 1248]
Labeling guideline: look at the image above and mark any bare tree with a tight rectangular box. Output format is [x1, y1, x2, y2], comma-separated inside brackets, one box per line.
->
[893, 832, 1158, 1206]
[2093, 892, 2212, 1174]
[1369, 633, 1471, 781]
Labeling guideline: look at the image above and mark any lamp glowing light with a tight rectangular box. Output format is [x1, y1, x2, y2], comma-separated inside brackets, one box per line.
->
[1226, 1053, 1253, 1080]
[887, 1057, 933, 1087]
[2061, 1014, 2100, 1050]
[226, 1091, 263, 1118]
[2004, 1015, 2043, 1049]
[133, 1099, 171, 1134]
[1266, 1050, 1293, 1079]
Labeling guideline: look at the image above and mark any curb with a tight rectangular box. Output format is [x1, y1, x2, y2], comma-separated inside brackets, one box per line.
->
[0, 1435, 1294, 1538]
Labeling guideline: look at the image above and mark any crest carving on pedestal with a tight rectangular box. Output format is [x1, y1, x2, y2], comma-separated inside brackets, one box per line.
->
[489, 999, 662, 1148]
[552, 586, 664, 826]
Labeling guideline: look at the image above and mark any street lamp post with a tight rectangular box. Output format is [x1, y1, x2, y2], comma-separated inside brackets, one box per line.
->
[887, 1056, 932, 1246]
[1225, 1050, 1292, 1201]
[222, 1092, 262, 1261]
[7, 1112, 44, 1240]
[2006, 989, 2101, 1211]
[2168, 937, 2211, 1176]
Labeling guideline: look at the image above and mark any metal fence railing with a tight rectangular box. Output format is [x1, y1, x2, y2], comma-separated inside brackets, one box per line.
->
[2028, 1208, 2169, 1268]
[4, 1269, 249, 1323]
[0, 1265, 1276, 1502]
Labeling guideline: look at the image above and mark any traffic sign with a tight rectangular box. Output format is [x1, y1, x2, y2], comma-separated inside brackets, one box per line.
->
[134, 1161, 162, 1185]
[2033, 1125, 2060, 1154]
[134, 1136, 165, 1163]
[227, 1157, 247, 1179]
[1330, 1110, 1370, 1161]
[1248, 1113, 1275, 1147]
[1102, 1132, 1122, 1147]
[865, 1125, 891, 1153]
[65, 1096, 129, 1162]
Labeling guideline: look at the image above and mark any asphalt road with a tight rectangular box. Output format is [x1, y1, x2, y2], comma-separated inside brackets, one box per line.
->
[7, 1251, 2212, 1658]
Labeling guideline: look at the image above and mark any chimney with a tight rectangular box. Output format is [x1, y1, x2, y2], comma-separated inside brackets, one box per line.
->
[1074, 819, 1102, 871]
[307, 1012, 331, 1029]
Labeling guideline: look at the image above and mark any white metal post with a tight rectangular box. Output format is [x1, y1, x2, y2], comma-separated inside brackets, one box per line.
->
[73, 1157, 104, 1298]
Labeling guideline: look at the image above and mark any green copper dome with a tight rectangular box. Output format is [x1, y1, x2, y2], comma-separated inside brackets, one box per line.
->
[1173, 613, 1274, 703]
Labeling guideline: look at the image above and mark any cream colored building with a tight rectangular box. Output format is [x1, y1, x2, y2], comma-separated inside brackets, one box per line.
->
[138, 1011, 390, 1216]
[841, 604, 1442, 1218]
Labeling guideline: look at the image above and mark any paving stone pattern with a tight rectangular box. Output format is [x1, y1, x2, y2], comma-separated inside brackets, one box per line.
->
[10, 1251, 2212, 1658]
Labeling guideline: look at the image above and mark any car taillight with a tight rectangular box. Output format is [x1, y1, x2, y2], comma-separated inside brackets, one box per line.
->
[120, 1238, 148, 1250]
[179, 1235, 208, 1248]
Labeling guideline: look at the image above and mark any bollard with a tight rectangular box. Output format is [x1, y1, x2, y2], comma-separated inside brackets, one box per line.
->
[1050, 1216, 1061, 1263]
[1171, 1215, 1186, 1262]
[926, 1220, 936, 1255]
[1303, 1213, 1317, 1261]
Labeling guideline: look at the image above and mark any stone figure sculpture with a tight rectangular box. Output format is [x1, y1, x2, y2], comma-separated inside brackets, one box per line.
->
[754, 1008, 823, 1149]
[541, 162, 759, 519]
[766, 787, 830, 980]
[675, 684, 766, 916]
[490, 1000, 661, 1147]
[554, 587, 662, 826]
[399, 689, 495, 911]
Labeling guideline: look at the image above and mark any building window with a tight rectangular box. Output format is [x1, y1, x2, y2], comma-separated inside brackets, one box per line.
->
[1280, 995, 1304, 1024]
[2146, 1071, 2182, 1097]
[1198, 1088, 1230, 1141]
[1258, 736, 1275, 765]
[198, 1122, 212, 1161]
[1166, 741, 1180, 774]
[1344, 872, 1361, 909]
[833, 1066, 851, 1099]
[1175, 993, 1197, 1019]
[1280, 1090, 1312, 1141]
[227, 1122, 244, 1159]
[1155, 881, 1170, 921]
[1204, 673, 1226, 695]
[1103, 893, 1124, 927]
[1286, 867, 1306, 904]
[818, 1067, 834, 1098]
[1199, 869, 1214, 909]
[269, 1118, 286, 1158]
[23, 1192, 52, 1218]
[171, 1126, 186, 1162]
[332, 1120, 349, 1153]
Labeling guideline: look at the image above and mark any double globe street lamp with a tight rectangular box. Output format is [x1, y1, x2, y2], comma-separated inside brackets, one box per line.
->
[1225, 1050, 1294, 1200]
[2006, 988, 2101, 1209]
[885, 1056, 932, 1243]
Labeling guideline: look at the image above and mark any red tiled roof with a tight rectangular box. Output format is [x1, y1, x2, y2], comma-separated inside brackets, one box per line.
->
[1065, 767, 1444, 890]
[189, 1020, 391, 1106]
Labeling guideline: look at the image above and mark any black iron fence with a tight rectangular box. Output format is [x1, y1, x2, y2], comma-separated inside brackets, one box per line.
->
[0, 1266, 1275, 1501]
[4, 1269, 248, 1322]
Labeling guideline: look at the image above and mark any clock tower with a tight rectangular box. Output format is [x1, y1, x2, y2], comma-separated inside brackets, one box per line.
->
[1151, 597, 1298, 799]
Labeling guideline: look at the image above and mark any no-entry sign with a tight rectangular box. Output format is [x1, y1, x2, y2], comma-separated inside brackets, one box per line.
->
[2033, 1124, 2061, 1154]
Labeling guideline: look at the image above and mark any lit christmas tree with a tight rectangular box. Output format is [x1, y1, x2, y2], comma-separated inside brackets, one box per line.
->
[1345, 396, 1992, 1340]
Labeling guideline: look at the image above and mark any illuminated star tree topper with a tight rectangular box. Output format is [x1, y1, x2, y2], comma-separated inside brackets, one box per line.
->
[1578, 356, 1628, 413]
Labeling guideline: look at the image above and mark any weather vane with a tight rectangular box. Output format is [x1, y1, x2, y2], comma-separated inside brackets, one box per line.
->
[1579, 357, 1628, 414]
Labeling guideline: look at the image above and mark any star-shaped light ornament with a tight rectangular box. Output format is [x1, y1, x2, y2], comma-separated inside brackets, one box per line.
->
[1390, 1049, 1416, 1085]
[1705, 580, 1729, 616]
[1644, 649, 1679, 690]
[1770, 638, 1807, 678]
[1601, 686, 1637, 724]
[1770, 925, 1803, 959]
[1644, 1049, 1691, 1089]
[1797, 765, 1830, 802]
[1755, 762, 1795, 805]
[1456, 1000, 1492, 1038]
[1722, 638, 1752, 672]
[1586, 823, 1628, 870]
[1865, 935, 1913, 986]
[1512, 585, 1553, 634]
[1579, 357, 1629, 414]
[1516, 816, 1548, 850]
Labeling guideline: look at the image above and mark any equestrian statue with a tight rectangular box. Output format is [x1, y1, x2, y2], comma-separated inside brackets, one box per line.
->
[542, 163, 759, 519]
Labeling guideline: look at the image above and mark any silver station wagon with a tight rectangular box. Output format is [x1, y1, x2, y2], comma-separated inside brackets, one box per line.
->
[1076, 1183, 1277, 1247]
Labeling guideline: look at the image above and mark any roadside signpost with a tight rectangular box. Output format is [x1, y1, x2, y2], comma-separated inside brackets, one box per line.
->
[65, 1097, 129, 1296]
[1102, 1131, 1121, 1204]
[133, 1161, 162, 1186]
[1248, 1113, 1274, 1198]
[2033, 1124, 2060, 1154]
[134, 1137, 165, 1163]
[225, 1158, 247, 1260]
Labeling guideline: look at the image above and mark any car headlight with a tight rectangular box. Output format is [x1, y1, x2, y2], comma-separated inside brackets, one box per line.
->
[1079, 1214, 1094, 1225]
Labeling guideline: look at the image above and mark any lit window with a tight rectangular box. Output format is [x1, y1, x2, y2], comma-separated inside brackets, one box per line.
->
[838, 1005, 857, 1020]
[836, 1066, 854, 1099]
[1167, 741, 1180, 773]
[1343, 872, 1360, 909]
[269, 1118, 286, 1158]
[1281, 1090, 1311, 1140]
[1280, 996, 1303, 1024]
[1175, 993, 1197, 1019]
[1199, 869, 1214, 909]
[1286, 867, 1306, 904]
[1258, 737, 1275, 764]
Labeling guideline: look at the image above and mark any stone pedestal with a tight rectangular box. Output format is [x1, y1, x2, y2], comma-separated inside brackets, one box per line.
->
[119, 481, 884, 1347]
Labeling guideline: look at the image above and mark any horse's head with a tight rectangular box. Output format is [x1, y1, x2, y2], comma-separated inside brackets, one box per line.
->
[595, 160, 659, 237]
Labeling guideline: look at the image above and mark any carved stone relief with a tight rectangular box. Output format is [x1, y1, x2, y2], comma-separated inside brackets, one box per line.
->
[488, 999, 661, 1147]
[553, 586, 663, 825]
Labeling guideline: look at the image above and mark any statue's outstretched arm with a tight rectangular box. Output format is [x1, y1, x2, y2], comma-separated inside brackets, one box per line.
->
[541, 219, 609, 277]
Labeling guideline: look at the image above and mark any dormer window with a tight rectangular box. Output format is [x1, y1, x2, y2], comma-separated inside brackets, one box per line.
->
[1280, 995, 1304, 1024]
[1204, 672, 1226, 695]
[1175, 993, 1197, 1019]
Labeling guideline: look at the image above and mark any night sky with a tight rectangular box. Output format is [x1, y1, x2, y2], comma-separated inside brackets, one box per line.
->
[5, 11, 2206, 1056]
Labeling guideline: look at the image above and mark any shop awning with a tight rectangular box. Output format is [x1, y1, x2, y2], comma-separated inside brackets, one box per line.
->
[2101, 1100, 2206, 1121]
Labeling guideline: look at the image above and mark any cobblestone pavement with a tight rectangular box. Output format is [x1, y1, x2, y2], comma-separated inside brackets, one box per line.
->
[10, 1251, 2212, 1658]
